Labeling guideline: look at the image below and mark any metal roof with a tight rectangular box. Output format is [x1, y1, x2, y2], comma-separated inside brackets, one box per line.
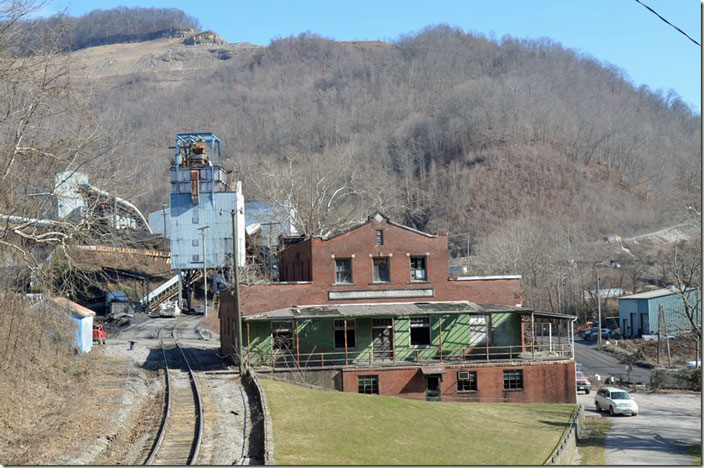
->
[620, 289, 678, 300]
[243, 301, 552, 321]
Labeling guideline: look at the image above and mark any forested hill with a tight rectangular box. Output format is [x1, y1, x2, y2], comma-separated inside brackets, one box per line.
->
[15, 7, 201, 53]
[79, 25, 700, 256]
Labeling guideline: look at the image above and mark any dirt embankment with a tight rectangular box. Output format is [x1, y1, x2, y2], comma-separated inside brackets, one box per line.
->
[604, 336, 700, 369]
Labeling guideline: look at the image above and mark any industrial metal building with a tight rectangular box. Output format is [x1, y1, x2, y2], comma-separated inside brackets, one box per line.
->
[618, 288, 701, 338]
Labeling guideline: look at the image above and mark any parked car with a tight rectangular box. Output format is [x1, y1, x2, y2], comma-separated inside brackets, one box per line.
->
[686, 360, 701, 369]
[576, 371, 591, 394]
[582, 327, 600, 340]
[594, 387, 638, 416]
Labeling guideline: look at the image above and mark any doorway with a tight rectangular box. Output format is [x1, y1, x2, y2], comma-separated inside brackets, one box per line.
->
[372, 318, 393, 361]
[425, 375, 442, 401]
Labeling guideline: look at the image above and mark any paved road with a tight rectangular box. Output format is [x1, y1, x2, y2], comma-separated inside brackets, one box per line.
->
[575, 340, 651, 385]
[578, 392, 701, 465]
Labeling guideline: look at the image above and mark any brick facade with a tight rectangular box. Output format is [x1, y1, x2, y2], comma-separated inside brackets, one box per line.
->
[342, 361, 576, 404]
[218, 214, 575, 405]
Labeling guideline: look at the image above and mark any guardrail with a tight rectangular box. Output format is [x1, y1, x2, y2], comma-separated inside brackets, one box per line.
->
[245, 343, 572, 369]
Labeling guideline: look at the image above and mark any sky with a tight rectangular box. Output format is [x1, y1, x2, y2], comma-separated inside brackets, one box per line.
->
[40, 0, 702, 114]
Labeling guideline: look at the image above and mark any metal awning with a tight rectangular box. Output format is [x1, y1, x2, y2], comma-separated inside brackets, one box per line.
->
[244, 301, 532, 321]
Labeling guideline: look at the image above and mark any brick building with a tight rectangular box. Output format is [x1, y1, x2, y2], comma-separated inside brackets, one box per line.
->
[220, 213, 577, 403]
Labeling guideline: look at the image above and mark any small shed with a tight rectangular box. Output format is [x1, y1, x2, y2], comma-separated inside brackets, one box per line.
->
[49, 297, 96, 354]
[618, 289, 700, 338]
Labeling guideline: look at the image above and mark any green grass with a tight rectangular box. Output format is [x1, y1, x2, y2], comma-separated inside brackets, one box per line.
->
[687, 444, 702, 465]
[260, 379, 576, 465]
[577, 417, 612, 465]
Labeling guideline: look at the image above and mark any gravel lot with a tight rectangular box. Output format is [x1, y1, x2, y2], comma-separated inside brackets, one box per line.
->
[55, 314, 249, 464]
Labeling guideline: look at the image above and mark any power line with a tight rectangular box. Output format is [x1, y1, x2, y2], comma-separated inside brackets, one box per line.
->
[634, 0, 701, 47]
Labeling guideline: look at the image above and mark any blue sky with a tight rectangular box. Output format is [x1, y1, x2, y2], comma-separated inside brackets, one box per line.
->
[41, 0, 701, 114]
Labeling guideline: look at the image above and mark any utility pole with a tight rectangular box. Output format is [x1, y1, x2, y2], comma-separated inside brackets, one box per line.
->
[596, 269, 603, 350]
[161, 203, 167, 238]
[197, 226, 209, 317]
[231, 208, 244, 373]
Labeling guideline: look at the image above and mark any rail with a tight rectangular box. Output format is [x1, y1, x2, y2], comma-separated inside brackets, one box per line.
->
[145, 325, 203, 465]
[245, 343, 573, 370]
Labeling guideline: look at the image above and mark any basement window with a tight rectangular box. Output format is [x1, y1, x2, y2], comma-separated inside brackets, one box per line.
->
[503, 369, 524, 390]
[334, 319, 356, 349]
[358, 375, 379, 395]
[335, 258, 353, 284]
[457, 371, 477, 392]
[410, 316, 431, 346]
[271, 321, 294, 353]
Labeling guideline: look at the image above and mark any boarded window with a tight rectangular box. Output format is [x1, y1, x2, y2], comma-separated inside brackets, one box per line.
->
[410, 316, 431, 345]
[358, 375, 379, 394]
[503, 369, 524, 390]
[373, 257, 390, 282]
[335, 258, 352, 283]
[457, 371, 477, 392]
[334, 319, 356, 348]
[271, 321, 294, 352]
[410, 256, 427, 281]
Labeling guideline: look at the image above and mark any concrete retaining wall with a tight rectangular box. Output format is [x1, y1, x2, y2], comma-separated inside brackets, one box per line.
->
[549, 405, 583, 465]
[243, 369, 275, 465]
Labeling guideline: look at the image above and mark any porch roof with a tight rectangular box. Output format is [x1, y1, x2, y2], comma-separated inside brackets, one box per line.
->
[243, 301, 574, 321]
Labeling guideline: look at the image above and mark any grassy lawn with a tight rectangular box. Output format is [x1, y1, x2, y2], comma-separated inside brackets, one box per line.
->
[576, 417, 612, 465]
[260, 379, 576, 465]
[687, 444, 702, 465]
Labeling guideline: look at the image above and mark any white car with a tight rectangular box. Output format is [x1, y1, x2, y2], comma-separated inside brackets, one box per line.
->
[594, 387, 639, 416]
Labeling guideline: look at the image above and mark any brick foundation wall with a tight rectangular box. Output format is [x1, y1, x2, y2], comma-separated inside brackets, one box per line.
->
[342, 361, 576, 404]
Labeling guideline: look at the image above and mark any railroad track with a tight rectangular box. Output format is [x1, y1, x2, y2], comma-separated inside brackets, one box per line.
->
[145, 324, 203, 465]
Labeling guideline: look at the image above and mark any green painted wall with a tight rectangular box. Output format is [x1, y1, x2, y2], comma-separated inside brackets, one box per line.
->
[245, 312, 523, 366]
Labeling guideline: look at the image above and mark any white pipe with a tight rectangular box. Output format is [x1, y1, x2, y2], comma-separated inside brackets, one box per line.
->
[0, 214, 70, 228]
[83, 185, 153, 234]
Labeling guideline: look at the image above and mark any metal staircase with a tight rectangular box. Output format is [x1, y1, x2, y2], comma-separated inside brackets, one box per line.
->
[140, 270, 203, 313]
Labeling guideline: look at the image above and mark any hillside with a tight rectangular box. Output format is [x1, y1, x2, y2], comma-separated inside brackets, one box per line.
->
[2, 11, 697, 316]
[71, 29, 700, 247]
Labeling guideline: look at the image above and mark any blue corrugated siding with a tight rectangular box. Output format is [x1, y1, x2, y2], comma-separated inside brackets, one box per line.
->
[170, 192, 236, 269]
[619, 290, 701, 338]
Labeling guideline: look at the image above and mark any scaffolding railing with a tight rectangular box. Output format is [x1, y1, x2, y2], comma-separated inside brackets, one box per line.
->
[245, 342, 573, 370]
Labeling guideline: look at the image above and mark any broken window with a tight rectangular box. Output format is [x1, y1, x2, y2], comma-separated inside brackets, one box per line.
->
[457, 371, 477, 392]
[410, 256, 427, 281]
[503, 369, 524, 390]
[271, 321, 294, 353]
[376, 229, 384, 245]
[335, 258, 353, 283]
[334, 319, 356, 348]
[410, 316, 431, 346]
[358, 375, 379, 394]
[373, 257, 390, 282]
